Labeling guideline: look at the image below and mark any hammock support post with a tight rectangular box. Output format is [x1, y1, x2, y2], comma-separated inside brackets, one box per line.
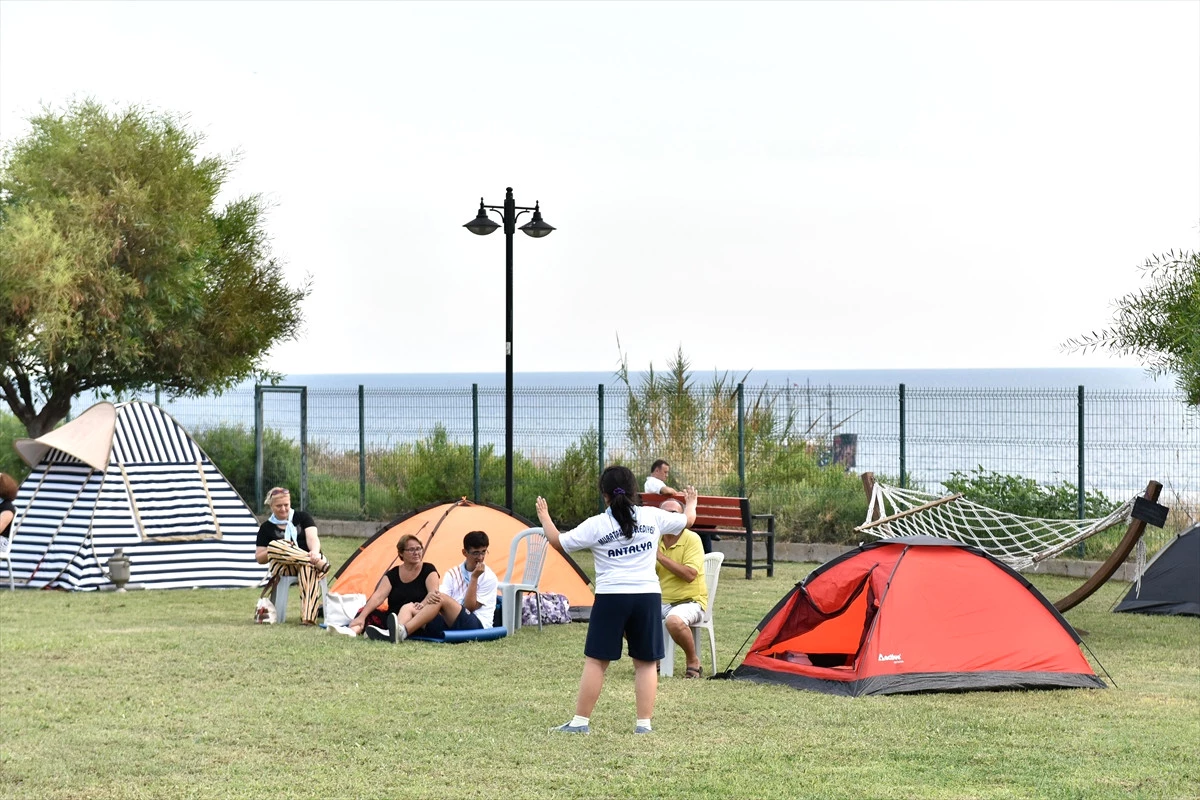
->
[1054, 480, 1162, 613]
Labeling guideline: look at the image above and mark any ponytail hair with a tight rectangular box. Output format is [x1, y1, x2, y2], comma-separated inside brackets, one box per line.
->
[600, 465, 638, 539]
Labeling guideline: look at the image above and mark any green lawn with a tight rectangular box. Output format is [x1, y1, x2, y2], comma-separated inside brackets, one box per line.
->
[1, 537, 1197, 800]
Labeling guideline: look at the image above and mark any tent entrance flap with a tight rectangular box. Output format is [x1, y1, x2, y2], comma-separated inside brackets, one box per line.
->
[759, 577, 873, 658]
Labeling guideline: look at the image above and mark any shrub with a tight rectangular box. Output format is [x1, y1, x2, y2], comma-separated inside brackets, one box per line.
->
[720, 441, 869, 545]
[526, 429, 601, 528]
[0, 411, 30, 484]
[193, 423, 300, 510]
[942, 467, 1119, 520]
[372, 426, 507, 512]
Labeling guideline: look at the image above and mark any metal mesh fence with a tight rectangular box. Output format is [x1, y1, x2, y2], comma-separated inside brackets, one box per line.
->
[122, 383, 1198, 538]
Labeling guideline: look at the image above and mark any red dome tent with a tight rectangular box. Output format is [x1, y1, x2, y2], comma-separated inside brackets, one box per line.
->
[731, 536, 1105, 696]
[330, 499, 594, 612]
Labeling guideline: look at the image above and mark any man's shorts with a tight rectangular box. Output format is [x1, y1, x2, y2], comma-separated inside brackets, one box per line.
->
[662, 601, 704, 627]
[585, 593, 662, 662]
[448, 610, 484, 632]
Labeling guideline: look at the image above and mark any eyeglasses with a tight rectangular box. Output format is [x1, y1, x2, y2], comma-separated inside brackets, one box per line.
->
[466, 549, 488, 558]
[403, 546, 424, 554]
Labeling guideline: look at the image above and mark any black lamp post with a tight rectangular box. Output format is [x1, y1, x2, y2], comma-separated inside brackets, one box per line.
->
[463, 187, 555, 510]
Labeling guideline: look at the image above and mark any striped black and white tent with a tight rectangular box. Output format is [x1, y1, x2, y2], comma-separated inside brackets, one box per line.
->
[9, 401, 262, 590]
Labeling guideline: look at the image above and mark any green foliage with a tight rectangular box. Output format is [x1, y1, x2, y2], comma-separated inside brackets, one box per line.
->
[721, 442, 868, 544]
[617, 345, 794, 490]
[619, 345, 871, 542]
[0, 410, 30, 483]
[528, 429, 602, 528]
[366, 427, 602, 527]
[943, 466, 1120, 520]
[192, 423, 299, 510]
[372, 425, 501, 512]
[0, 99, 309, 436]
[1064, 248, 1200, 406]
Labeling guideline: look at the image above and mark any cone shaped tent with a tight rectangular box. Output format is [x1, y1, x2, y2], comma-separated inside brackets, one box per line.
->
[1115, 525, 1199, 616]
[331, 499, 594, 611]
[8, 401, 262, 590]
[731, 536, 1105, 696]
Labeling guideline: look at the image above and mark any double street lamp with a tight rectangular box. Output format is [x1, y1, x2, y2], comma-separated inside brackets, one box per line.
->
[463, 187, 555, 510]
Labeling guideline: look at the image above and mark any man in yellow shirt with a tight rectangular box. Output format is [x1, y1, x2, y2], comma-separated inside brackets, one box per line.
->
[655, 499, 708, 678]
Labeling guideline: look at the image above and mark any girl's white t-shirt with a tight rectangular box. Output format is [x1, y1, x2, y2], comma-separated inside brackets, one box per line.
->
[559, 506, 687, 594]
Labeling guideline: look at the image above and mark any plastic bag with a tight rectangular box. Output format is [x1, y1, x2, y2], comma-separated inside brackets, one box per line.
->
[521, 592, 571, 626]
[323, 592, 366, 628]
[254, 597, 277, 624]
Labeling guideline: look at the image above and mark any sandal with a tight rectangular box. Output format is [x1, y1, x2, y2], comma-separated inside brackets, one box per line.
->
[684, 666, 703, 679]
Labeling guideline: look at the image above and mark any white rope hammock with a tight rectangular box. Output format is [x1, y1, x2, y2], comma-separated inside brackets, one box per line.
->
[857, 482, 1136, 572]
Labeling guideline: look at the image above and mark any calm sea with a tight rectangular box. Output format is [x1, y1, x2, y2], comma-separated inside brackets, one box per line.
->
[93, 367, 1196, 511]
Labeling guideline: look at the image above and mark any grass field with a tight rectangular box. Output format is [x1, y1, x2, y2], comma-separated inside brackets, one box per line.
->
[1, 537, 1197, 800]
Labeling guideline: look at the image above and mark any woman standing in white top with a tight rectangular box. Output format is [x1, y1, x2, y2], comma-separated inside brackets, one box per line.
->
[536, 465, 697, 735]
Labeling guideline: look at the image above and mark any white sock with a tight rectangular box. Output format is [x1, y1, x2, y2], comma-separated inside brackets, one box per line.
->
[636, 718, 652, 731]
[396, 624, 407, 641]
[571, 715, 590, 727]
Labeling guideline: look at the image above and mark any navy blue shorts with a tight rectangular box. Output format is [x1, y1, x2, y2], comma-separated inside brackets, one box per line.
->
[449, 610, 484, 632]
[584, 592, 663, 662]
[413, 615, 447, 639]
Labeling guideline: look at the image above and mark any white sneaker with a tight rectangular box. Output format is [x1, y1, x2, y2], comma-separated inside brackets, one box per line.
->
[330, 625, 357, 637]
[388, 613, 407, 642]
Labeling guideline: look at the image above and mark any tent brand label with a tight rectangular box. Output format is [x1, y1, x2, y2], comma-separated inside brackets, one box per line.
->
[878, 653, 904, 664]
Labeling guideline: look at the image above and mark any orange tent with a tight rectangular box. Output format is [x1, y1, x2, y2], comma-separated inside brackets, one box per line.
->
[330, 499, 594, 611]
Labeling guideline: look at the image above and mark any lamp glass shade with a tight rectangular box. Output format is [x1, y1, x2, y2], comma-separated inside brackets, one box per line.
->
[464, 212, 500, 236]
[519, 206, 555, 238]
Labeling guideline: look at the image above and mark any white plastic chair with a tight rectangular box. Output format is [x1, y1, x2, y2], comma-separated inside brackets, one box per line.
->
[0, 539, 13, 591]
[271, 574, 330, 623]
[661, 550, 724, 677]
[1, 512, 17, 591]
[499, 527, 549, 635]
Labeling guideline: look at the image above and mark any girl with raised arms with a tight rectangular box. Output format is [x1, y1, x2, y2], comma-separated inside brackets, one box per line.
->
[536, 464, 697, 735]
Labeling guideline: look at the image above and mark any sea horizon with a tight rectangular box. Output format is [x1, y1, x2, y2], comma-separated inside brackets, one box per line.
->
[274, 366, 1173, 391]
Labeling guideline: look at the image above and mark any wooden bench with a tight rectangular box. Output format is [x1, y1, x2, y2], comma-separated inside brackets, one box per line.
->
[640, 493, 775, 579]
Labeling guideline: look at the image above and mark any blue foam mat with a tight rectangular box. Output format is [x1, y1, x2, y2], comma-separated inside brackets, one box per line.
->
[409, 626, 509, 644]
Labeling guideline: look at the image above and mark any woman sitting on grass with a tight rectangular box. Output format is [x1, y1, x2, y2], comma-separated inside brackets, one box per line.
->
[347, 534, 469, 642]
[0, 472, 18, 555]
[536, 465, 697, 735]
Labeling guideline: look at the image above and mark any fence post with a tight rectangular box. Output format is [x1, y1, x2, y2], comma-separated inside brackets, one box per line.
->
[1077, 385, 1086, 519]
[597, 384, 605, 514]
[472, 384, 481, 502]
[899, 383, 906, 489]
[154, 385, 161, 407]
[358, 385, 366, 518]
[299, 387, 308, 512]
[254, 384, 264, 510]
[1077, 385, 1086, 556]
[738, 382, 746, 497]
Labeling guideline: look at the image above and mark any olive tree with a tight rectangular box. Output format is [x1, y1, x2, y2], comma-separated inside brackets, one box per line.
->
[1065, 248, 1199, 406]
[0, 100, 308, 436]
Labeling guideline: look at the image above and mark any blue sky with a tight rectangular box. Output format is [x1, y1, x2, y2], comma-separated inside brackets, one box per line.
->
[2, 1, 1197, 375]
